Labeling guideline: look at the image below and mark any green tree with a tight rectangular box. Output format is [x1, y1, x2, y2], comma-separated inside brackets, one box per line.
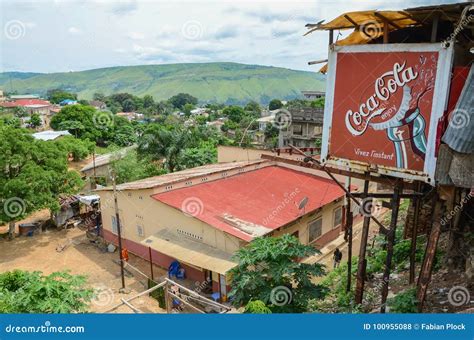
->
[13, 106, 28, 118]
[110, 150, 165, 184]
[93, 92, 106, 102]
[0, 125, 83, 238]
[168, 93, 198, 109]
[229, 234, 327, 313]
[183, 103, 195, 116]
[138, 126, 191, 172]
[0, 270, 92, 313]
[223, 106, 246, 123]
[244, 300, 272, 314]
[244, 101, 261, 114]
[122, 98, 136, 112]
[30, 113, 42, 128]
[46, 89, 77, 104]
[268, 99, 283, 110]
[143, 94, 155, 108]
[54, 136, 95, 161]
[310, 97, 325, 108]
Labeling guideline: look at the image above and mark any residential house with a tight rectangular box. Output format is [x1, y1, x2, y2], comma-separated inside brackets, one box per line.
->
[280, 107, 324, 148]
[90, 100, 107, 110]
[95, 159, 351, 299]
[301, 91, 325, 100]
[116, 112, 144, 121]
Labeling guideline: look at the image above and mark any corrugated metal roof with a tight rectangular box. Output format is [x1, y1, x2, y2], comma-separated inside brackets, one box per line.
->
[32, 130, 71, 141]
[142, 229, 236, 274]
[442, 64, 473, 154]
[152, 166, 345, 241]
[97, 160, 266, 191]
[81, 145, 137, 172]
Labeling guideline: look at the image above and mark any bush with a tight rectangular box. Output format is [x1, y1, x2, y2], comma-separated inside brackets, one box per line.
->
[387, 288, 418, 313]
[244, 300, 272, 314]
[0, 270, 92, 313]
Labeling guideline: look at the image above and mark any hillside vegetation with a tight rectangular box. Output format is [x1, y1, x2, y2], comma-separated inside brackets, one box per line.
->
[0, 63, 325, 105]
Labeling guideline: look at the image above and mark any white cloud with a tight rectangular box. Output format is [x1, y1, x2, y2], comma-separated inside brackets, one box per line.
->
[68, 26, 82, 34]
[127, 31, 145, 40]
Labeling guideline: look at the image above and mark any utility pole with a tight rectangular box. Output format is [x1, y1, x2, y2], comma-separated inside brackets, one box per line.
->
[92, 149, 97, 190]
[111, 169, 126, 292]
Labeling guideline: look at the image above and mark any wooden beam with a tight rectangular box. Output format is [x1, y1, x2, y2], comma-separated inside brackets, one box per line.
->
[417, 198, 444, 312]
[260, 154, 417, 190]
[329, 29, 334, 45]
[409, 182, 423, 284]
[345, 177, 353, 293]
[308, 59, 328, 65]
[380, 182, 403, 313]
[350, 192, 424, 199]
[343, 14, 359, 28]
[374, 12, 402, 30]
[431, 12, 440, 42]
[355, 180, 371, 304]
[383, 19, 389, 43]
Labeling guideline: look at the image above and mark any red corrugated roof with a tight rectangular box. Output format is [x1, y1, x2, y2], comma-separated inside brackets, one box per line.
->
[152, 166, 345, 242]
[1, 99, 51, 107]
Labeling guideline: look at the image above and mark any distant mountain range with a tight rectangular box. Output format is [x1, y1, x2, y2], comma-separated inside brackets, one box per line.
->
[0, 62, 325, 105]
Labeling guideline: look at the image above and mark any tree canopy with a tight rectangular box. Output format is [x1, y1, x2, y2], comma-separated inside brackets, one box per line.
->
[168, 93, 198, 110]
[46, 89, 77, 104]
[268, 99, 283, 110]
[0, 270, 92, 313]
[0, 123, 83, 235]
[229, 234, 328, 313]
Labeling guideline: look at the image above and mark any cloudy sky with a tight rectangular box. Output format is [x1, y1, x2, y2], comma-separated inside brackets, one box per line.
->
[0, 0, 457, 73]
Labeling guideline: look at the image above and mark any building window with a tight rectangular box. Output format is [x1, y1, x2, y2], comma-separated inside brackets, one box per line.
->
[293, 124, 302, 135]
[137, 225, 144, 237]
[111, 216, 118, 234]
[333, 207, 342, 229]
[308, 218, 322, 243]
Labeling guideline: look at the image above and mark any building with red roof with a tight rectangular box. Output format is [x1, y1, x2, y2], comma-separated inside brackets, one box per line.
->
[96, 159, 350, 297]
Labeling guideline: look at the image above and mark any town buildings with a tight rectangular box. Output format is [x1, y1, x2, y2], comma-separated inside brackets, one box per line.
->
[95, 159, 350, 298]
[280, 107, 324, 148]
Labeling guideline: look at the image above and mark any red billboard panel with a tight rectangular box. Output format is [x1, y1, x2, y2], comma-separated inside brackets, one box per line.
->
[321, 44, 453, 184]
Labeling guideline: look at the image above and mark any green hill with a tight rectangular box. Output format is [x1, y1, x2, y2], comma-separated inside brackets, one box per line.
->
[0, 62, 325, 104]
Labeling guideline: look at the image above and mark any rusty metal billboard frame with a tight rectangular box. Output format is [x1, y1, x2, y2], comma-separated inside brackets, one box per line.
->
[321, 43, 454, 185]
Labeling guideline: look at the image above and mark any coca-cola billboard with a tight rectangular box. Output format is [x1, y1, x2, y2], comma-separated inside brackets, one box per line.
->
[321, 44, 453, 184]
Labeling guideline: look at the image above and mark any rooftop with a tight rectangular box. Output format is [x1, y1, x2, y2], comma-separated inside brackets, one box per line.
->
[152, 165, 345, 242]
[32, 130, 71, 141]
[81, 145, 137, 172]
[96, 159, 266, 191]
[1, 99, 51, 108]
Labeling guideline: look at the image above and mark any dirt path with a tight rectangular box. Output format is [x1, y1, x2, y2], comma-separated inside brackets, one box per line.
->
[0, 227, 167, 313]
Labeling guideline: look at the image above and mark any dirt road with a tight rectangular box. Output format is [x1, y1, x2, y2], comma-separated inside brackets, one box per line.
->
[0, 227, 166, 313]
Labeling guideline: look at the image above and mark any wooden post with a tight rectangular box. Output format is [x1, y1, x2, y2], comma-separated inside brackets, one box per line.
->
[148, 246, 154, 281]
[383, 20, 389, 43]
[409, 182, 422, 284]
[380, 182, 402, 313]
[431, 13, 439, 43]
[111, 170, 126, 292]
[417, 197, 444, 312]
[355, 179, 370, 304]
[346, 201, 353, 292]
[329, 29, 334, 46]
[164, 281, 171, 313]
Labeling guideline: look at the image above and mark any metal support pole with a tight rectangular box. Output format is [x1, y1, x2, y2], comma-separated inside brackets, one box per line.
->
[149, 246, 154, 281]
[409, 182, 422, 284]
[380, 182, 402, 313]
[112, 170, 126, 292]
[355, 179, 370, 304]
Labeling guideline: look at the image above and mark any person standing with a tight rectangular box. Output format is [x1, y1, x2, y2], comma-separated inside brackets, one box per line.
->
[333, 247, 343, 268]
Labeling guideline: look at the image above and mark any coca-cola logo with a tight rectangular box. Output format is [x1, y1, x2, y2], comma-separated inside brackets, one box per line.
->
[345, 61, 418, 136]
